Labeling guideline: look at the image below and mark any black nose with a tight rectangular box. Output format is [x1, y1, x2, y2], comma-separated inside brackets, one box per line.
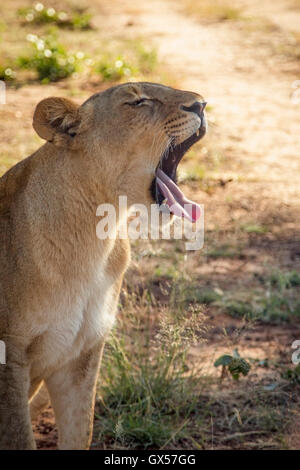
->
[181, 101, 207, 117]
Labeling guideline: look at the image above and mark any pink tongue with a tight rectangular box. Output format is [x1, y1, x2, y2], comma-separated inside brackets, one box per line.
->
[156, 168, 201, 222]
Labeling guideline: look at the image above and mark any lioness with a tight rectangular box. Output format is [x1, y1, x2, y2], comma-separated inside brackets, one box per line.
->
[0, 82, 206, 449]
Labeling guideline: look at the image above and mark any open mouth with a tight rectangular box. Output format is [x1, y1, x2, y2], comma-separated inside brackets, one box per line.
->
[151, 112, 207, 222]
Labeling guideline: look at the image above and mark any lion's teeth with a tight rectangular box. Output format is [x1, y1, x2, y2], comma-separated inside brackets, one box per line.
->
[196, 129, 200, 137]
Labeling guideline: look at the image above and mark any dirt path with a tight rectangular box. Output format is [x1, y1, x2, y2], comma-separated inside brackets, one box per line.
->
[111, 0, 300, 193]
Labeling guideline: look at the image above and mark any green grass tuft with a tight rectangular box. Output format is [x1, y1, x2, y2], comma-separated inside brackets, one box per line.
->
[18, 3, 92, 30]
[18, 34, 85, 82]
[95, 56, 136, 82]
[241, 223, 268, 234]
[269, 270, 300, 289]
[0, 63, 16, 81]
[218, 270, 300, 324]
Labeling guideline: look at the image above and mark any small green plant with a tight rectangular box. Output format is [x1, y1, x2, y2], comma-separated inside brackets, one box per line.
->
[281, 364, 300, 385]
[135, 43, 157, 74]
[207, 244, 242, 259]
[18, 3, 92, 30]
[258, 293, 300, 323]
[221, 294, 300, 324]
[18, 34, 85, 83]
[214, 349, 251, 380]
[222, 299, 255, 320]
[96, 56, 136, 82]
[154, 264, 179, 280]
[183, 286, 222, 305]
[269, 270, 300, 289]
[0, 64, 16, 81]
[241, 223, 268, 234]
[180, 164, 206, 183]
[217, 268, 300, 324]
[94, 41, 158, 83]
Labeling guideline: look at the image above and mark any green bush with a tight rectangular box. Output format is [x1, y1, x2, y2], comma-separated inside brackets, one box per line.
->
[219, 269, 300, 324]
[214, 349, 251, 380]
[18, 3, 92, 30]
[135, 43, 157, 73]
[94, 43, 157, 82]
[96, 56, 136, 82]
[269, 270, 300, 289]
[282, 364, 300, 385]
[222, 294, 300, 324]
[0, 64, 16, 81]
[18, 34, 84, 83]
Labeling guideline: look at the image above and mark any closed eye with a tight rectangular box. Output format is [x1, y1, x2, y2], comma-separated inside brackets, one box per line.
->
[125, 98, 149, 106]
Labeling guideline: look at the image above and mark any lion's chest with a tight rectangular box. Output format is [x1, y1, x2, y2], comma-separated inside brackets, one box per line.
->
[29, 264, 119, 379]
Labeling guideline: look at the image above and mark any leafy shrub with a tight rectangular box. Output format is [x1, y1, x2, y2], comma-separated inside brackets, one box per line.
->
[0, 64, 16, 81]
[282, 364, 300, 385]
[241, 223, 268, 234]
[18, 34, 84, 83]
[222, 300, 254, 320]
[94, 42, 158, 83]
[257, 293, 300, 323]
[96, 56, 136, 82]
[183, 286, 222, 305]
[269, 270, 300, 289]
[214, 349, 251, 380]
[135, 43, 157, 73]
[18, 3, 92, 30]
[207, 244, 242, 259]
[219, 269, 300, 324]
[222, 294, 300, 324]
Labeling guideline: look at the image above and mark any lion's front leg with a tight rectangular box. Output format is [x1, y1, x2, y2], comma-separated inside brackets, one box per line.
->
[0, 342, 36, 450]
[45, 342, 104, 450]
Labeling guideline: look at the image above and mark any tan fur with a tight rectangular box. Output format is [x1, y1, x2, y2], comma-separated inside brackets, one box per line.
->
[0, 82, 204, 449]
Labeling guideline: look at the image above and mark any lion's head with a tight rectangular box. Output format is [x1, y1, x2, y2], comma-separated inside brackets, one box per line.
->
[33, 82, 206, 221]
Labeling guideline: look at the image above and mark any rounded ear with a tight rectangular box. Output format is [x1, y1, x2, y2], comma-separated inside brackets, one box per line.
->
[33, 97, 80, 145]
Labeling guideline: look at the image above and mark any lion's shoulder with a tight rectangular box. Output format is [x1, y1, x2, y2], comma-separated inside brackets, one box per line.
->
[0, 151, 41, 215]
